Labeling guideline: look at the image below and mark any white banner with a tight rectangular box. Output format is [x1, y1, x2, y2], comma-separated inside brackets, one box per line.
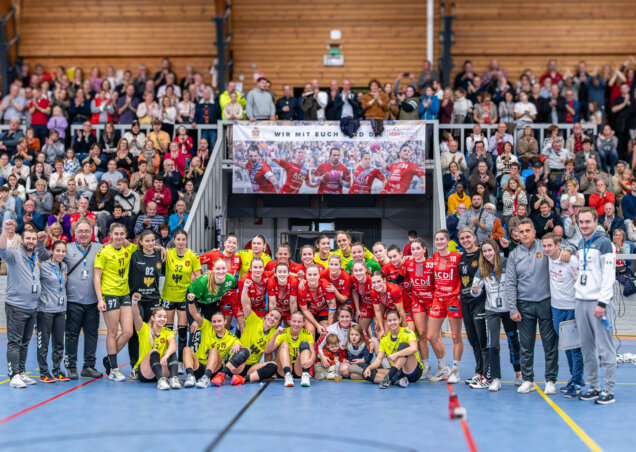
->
[232, 121, 427, 195]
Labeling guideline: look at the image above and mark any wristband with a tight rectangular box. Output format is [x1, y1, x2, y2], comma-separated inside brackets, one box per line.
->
[328, 308, 337, 312]
[597, 302, 607, 309]
[132, 299, 138, 305]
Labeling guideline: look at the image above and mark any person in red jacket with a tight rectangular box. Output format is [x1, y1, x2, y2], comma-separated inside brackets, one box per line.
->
[588, 179, 615, 217]
[144, 176, 172, 216]
[28, 86, 51, 144]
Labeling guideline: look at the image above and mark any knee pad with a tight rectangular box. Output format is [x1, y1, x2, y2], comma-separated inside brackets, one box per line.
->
[229, 347, 250, 367]
[299, 340, 310, 353]
[257, 362, 278, 380]
[364, 369, 377, 383]
[177, 326, 187, 339]
[165, 324, 174, 331]
[397, 342, 409, 351]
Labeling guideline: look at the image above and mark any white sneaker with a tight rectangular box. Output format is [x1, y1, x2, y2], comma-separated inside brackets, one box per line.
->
[284, 373, 294, 387]
[429, 366, 451, 382]
[157, 377, 170, 390]
[169, 376, 181, 389]
[10, 374, 27, 388]
[178, 362, 185, 375]
[447, 366, 460, 384]
[326, 371, 335, 380]
[301, 372, 311, 387]
[544, 381, 557, 395]
[108, 369, 126, 382]
[469, 376, 491, 389]
[465, 373, 481, 385]
[184, 374, 196, 388]
[196, 375, 210, 388]
[396, 376, 409, 388]
[20, 372, 37, 385]
[514, 375, 523, 386]
[517, 381, 536, 393]
[488, 378, 502, 392]
[419, 365, 432, 381]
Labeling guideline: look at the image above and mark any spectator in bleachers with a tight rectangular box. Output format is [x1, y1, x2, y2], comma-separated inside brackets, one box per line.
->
[484, 202, 504, 242]
[586, 68, 606, 117]
[0, 185, 17, 226]
[507, 203, 529, 233]
[47, 106, 68, 140]
[542, 136, 569, 177]
[560, 179, 585, 218]
[517, 126, 540, 169]
[0, 118, 24, 155]
[101, 160, 123, 190]
[500, 162, 521, 190]
[114, 70, 133, 96]
[161, 159, 182, 209]
[134, 201, 164, 235]
[600, 202, 625, 237]
[474, 181, 496, 207]
[446, 202, 465, 243]
[117, 84, 139, 125]
[334, 79, 359, 120]
[75, 160, 98, 198]
[418, 85, 439, 120]
[440, 140, 467, 175]
[514, 92, 537, 137]
[159, 96, 177, 136]
[17, 199, 45, 232]
[465, 124, 487, 155]
[579, 158, 610, 195]
[81, 142, 106, 182]
[467, 141, 493, 175]
[539, 59, 563, 85]
[114, 139, 135, 178]
[181, 179, 196, 213]
[496, 142, 518, 182]
[28, 86, 51, 143]
[621, 179, 636, 227]
[274, 84, 298, 120]
[439, 88, 454, 124]
[547, 85, 566, 124]
[502, 176, 528, 227]
[223, 91, 244, 121]
[246, 77, 276, 121]
[193, 88, 220, 146]
[123, 121, 146, 157]
[99, 122, 120, 155]
[89, 87, 113, 125]
[13, 139, 33, 167]
[137, 90, 160, 125]
[130, 160, 153, 203]
[29, 179, 53, 216]
[48, 159, 71, 196]
[58, 179, 79, 214]
[51, 87, 71, 121]
[42, 130, 65, 166]
[532, 199, 562, 238]
[488, 122, 513, 157]
[168, 199, 188, 237]
[498, 91, 515, 131]
[90, 180, 115, 237]
[417, 60, 439, 92]
[146, 119, 171, 155]
[454, 60, 475, 91]
[157, 72, 181, 99]
[0, 83, 25, 124]
[611, 83, 635, 158]
[565, 123, 591, 155]
[529, 82, 550, 124]
[450, 87, 472, 125]
[72, 122, 96, 159]
[473, 92, 497, 125]
[470, 160, 496, 196]
[612, 160, 631, 209]
[573, 137, 601, 177]
[361, 80, 389, 120]
[144, 175, 171, 216]
[395, 85, 419, 121]
[153, 58, 174, 89]
[446, 180, 470, 213]
[64, 148, 81, 176]
[549, 158, 578, 196]
[458, 193, 495, 245]
[529, 181, 554, 216]
[0, 154, 12, 185]
[138, 139, 161, 175]
[175, 90, 196, 124]
[114, 178, 140, 220]
[588, 179, 615, 217]
[5, 174, 25, 210]
[586, 101, 602, 126]
[382, 82, 400, 120]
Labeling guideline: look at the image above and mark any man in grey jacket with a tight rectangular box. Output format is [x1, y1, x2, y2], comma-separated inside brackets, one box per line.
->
[457, 193, 495, 245]
[0, 224, 41, 388]
[505, 218, 575, 395]
[246, 77, 275, 121]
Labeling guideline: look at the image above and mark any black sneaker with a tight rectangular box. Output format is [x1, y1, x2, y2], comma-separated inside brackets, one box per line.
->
[579, 388, 601, 401]
[379, 375, 391, 389]
[595, 392, 615, 405]
[68, 368, 79, 380]
[81, 366, 103, 378]
[102, 356, 111, 376]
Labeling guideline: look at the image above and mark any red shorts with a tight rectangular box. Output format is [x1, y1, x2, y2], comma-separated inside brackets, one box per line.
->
[410, 297, 432, 315]
[231, 295, 244, 319]
[429, 296, 462, 319]
[220, 292, 236, 316]
[358, 303, 374, 319]
[253, 304, 268, 318]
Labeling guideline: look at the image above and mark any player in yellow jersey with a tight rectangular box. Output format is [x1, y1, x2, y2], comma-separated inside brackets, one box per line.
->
[182, 311, 242, 389]
[94, 223, 138, 381]
[226, 277, 282, 386]
[131, 295, 180, 390]
[314, 234, 333, 269]
[363, 310, 423, 388]
[333, 231, 374, 269]
[265, 311, 315, 388]
[160, 230, 202, 372]
[236, 234, 272, 278]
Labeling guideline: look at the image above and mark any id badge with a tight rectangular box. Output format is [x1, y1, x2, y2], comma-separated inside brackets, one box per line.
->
[81, 269, 89, 280]
[580, 274, 587, 286]
[59, 296, 65, 305]
[496, 297, 503, 309]
[32, 285, 38, 293]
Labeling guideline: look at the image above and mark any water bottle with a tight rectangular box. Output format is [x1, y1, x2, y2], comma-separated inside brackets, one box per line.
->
[601, 316, 612, 330]
[334, 357, 342, 383]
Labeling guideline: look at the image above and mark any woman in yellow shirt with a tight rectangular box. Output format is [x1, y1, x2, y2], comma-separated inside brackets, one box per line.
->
[237, 234, 272, 278]
[333, 231, 373, 269]
[131, 294, 179, 390]
[314, 234, 333, 268]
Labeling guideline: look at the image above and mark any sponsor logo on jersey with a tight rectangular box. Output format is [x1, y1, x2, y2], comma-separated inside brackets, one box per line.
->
[144, 277, 154, 287]
[156, 263, 161, 269]
[536, 252, 542, 258]
[461, 276, 470, 287]
[472, 260, 478, 267]
[448, 305, 460, 312]
[185, 260, 190, 267]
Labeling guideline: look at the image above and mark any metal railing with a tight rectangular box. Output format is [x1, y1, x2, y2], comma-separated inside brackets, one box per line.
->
[69, 123, 217, 144]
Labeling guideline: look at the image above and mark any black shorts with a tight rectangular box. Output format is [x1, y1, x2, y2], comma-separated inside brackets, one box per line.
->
[137, 367, 157, 383]
[138, 300, 160, 322]
[239, 363, 254, 377]
[160, 300, 186, 311]
[400, 362, 423, 383]
[196, 301, 221, 321]
[104, 294, 131, 312]
[316, 314, 329, 323]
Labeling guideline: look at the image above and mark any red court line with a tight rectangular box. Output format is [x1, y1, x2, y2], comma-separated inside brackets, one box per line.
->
[445, 381, 479, 452]
[0, 362, 129, 426]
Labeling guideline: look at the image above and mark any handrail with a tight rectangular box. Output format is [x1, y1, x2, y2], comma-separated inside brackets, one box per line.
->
[69, 122, 215, 142]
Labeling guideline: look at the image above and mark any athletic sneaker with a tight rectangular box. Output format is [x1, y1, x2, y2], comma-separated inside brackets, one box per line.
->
[429, 366, 451, 382]
[284, 373, 294, 387]
[595, 391, 615, 405]
[52, 371, 70, 382]
[211, 372, 226, 387]
[469, 376, 491, 389]
[230, 375, 246, 386]
[379, 375, 391, 389]
[563, 385, 581, 398]
[465, 373, 481, 385]
[68, 368, 79, 380]
[419, 365, 432, 381]
[81, 366, 102, 378]
[178, 362, 185, 375]
[579, 388, 601, 401]
[326, 371, 335, 380]
[184, 374, 196, 388]
[514, 375, 523, 386]
[40, 373, 56, 383]
[129, 369, 137, 380]
[9, 374, 27, 388]
[301, 372, 310, 387]
[20, 372, 37, 385]
[196, 375, 210, 388]
[102, 357, 111, 376]
[169, 376, 181, 389]
[108, 369, 126, 382]
[560, 379, 573, 393]
[157, 377, 170, 390]
[447, 366, 460, 384]
[488, 378, 502, 392]
[396, 377, 409, 388]
[517, 381, 536, 393]
[544, 381, 557, 395]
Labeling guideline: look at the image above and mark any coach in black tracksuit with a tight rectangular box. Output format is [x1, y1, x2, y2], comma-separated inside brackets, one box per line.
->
[458, 226, 489, 383]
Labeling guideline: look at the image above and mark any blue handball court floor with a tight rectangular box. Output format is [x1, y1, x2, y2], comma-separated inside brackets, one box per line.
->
[0, 334, 634, 452]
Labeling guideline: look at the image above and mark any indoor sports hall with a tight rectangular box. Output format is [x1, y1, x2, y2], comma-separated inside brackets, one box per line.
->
[1, 1, 635, 451]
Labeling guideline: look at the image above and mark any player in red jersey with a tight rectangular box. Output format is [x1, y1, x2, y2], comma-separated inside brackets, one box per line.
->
[382, 245, 415, 330]
[320, 254, 351, 306]
[370, 272, 408, 336]
[348, 151, 386, 194]
[297, 265, 336, 336]
[199, 233, 242, 328]
[372, 241, 391, 267]
[350, 260, 376, 334]
[272, 147, 317, 194]
[290, 244, 325, 280]
[377, 144, 426, 194]
[265, 243, 296, 272]
[266, 262, 299, 324]
[238, 258, 273, 330]
[312, 147, 351, 194]
[428, 230, 463, 383]
[234, 145, 278, 193]
[393, 239, 434, 377]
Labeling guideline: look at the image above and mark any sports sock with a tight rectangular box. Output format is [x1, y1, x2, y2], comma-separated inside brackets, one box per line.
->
[283, 366, 292, 375]
[453, 360, 460, 368]
[149, 353, 163, 380]
[177, 326, 187, 362]
[438, 358, 447, 368]
[219, 366, 231, 375]
[204, 369, 213, 379]
[108, 354, 118, 370]
[388, 366, 399, 380]
[186, 367, 194, 376]
[422, 359, 430, 368]
[167, 353, 178, 377]
[302, 367, 310, 374]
